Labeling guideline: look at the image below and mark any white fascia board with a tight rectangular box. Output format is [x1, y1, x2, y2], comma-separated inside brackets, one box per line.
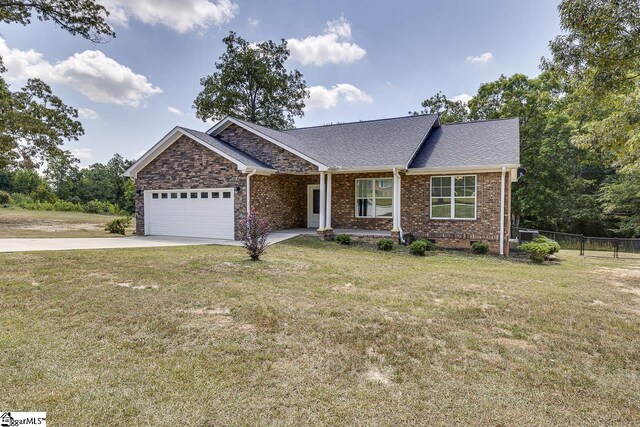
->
[327, 165, 405, 174]
[406, 164, 520, 175]
[125, 127, 260, 178]
[208, 117, 328, 171]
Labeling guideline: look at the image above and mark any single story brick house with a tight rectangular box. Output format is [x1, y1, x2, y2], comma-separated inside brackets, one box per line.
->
[125, 114, 520, 254]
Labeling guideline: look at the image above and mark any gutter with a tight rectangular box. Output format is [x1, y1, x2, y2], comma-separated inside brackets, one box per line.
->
[393, 168, 406, 244]
[246, 169, 257, 216]
[499, 166, 506, 256]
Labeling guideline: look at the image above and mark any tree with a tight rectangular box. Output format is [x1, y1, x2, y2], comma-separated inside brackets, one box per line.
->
[0, 77, 84, 169]
[44, 150, 80, 200]
[543, 0, 640, 171]
[410, 91, 469, 123]
[194, 31, 308, 130]
[599, 173, 640, 237]
[0, 0, 114, 169]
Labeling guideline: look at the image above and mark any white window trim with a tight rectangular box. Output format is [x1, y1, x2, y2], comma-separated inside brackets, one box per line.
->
[430, 175, 477, 221]
[354, 177, 394, 219]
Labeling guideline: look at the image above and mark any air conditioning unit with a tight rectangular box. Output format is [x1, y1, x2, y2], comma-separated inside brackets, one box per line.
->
[519, 230, 539, 242]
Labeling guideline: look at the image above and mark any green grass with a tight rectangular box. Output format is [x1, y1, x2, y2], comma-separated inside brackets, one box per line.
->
[0, 207, 132, 238]
[1, 238, 639, 425]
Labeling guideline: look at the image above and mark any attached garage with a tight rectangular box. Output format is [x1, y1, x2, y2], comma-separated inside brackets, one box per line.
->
[144, 188, 235, 239]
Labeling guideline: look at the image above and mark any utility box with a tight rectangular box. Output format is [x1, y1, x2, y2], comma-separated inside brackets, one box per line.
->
[519, 230, 539, 242]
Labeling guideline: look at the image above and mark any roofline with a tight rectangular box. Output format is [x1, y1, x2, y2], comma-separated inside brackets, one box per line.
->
[405, 164, 520, 175]
[207, 116, 329, 170]
[404, 115, 440, 169]
[327, 165, 406, 173]
[440, 117, 520, 127]
[280, 113, 439, 132]
[124, 127, 275, 178]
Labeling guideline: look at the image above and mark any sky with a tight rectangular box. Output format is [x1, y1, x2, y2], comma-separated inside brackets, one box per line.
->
[0, 0, 561, 165]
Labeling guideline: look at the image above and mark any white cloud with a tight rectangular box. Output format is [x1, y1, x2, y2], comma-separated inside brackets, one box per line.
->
[77, 108, 99, 119]
[167, 106, 183, 115]
[70, 148, 93, 160]
[452, 93, 473, 104]
[0, 38, 162, 107]
[287, 16, 366, 66]
[306, 84, 373, 110]
[248, 17, 260, 27]
[466, 52, 493, 64]
[101, 0, 238, 33]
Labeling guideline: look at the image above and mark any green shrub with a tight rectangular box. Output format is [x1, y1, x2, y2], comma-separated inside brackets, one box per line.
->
[409, 239, 434, 256]
[0, 190, 11, 205]
[377, 239, 394, 251]
[11, 193, 35, 206]
[336, 234, 352, 245]
[105, 217, 131, 235]
[533, 236, 560, 254]
[471, 241, 489, 254]
[53, 200, 84, 212]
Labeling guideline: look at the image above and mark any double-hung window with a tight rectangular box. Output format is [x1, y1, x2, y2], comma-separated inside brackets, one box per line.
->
[356, 178, 393, 218]
[430, 175, 476, 219]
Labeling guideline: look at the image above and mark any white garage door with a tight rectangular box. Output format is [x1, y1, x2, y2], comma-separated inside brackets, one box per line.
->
[146, 188, 234, 239]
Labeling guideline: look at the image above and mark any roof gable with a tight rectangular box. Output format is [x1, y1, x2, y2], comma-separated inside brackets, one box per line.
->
[408, 118, 520, 171]
[124, 126, 274, 178]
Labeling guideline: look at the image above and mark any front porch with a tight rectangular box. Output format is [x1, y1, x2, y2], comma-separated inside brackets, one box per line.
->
[271, 228, 393, 238]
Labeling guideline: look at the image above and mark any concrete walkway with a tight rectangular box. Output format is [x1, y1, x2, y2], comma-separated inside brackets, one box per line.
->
[0, 232, 300, 253]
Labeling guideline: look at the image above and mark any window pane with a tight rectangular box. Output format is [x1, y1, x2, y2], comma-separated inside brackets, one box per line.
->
[454, 197, 475, 218]
[312, 189, 320, 214]
[455, 176, 475, 197]
[201, 192, 208, 198]
[152, 193, 158, 199]
[356, 180, 373, 198]
[357, 198, 374, 217]
[161, 193, 168, 199]
[190, 192, 197, 198]
[180, 192, 187, 199]
[375, 198, 393, 217]
[223, 192, 231, 198]
[212, 192, 219, 198]
[432, 197, 451, 218]
[376, 179, 393, 198]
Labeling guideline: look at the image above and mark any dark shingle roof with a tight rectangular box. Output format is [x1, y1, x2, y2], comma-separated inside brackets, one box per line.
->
[409, 118, 520, 169]
[178, 127, 273, 170]
[233, 115, 439, 168]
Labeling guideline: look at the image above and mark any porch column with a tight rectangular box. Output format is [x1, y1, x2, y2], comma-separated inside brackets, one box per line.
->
[326, 173, 332, 230]
[319, 172, 326, 230]
[392, 169, 399, 232]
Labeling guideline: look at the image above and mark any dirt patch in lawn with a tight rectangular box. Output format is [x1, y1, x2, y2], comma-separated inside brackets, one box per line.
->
[12, 222, 104, 232]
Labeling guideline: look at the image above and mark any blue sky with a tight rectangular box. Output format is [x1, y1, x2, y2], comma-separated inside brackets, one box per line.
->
[0, 0, 560, 165]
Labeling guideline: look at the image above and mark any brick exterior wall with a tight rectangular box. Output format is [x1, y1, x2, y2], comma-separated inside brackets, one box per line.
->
[401, 172, 510, 254]
[330, 172, 394, 231]
[218, 124, 317, 173]
[249, 174, 317, 230]
[134, 136, 246, 238]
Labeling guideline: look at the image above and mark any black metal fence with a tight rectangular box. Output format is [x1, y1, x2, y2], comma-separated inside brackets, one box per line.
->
[511, 227, 640, 258]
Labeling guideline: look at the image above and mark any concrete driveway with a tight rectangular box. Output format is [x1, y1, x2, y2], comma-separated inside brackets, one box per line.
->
[0, 232, 300, 253]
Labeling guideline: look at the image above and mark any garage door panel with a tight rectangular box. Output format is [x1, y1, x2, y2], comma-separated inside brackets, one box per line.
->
[147, 189, 234, 239]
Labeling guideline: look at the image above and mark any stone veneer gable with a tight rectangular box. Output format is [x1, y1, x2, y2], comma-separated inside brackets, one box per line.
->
[217, 124, 317, 173]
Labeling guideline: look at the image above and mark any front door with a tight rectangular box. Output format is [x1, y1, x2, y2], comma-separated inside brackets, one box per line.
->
[307, 184, 320, 228]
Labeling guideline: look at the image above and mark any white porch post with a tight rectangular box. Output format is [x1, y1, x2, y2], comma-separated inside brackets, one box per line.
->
[326, 173, 332, 230]
[319, 172, 326, 230]
[392, 168, 399, 232]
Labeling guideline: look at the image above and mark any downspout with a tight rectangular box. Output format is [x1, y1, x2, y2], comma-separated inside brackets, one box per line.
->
[393, 168, 406, 244]
[500, 166, 506, 256]
[246, 169, 257, 216]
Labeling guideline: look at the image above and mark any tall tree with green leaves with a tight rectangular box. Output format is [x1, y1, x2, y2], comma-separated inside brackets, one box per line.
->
[0, 0, 114, 169]
[410, 92, 470, 124]
[543, 0, 640, 171]
[194, 31, 308, 130]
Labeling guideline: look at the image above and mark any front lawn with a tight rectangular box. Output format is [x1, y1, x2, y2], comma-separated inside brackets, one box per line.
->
[0, 207, 132, 238]
[1, 238, 638, 425]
